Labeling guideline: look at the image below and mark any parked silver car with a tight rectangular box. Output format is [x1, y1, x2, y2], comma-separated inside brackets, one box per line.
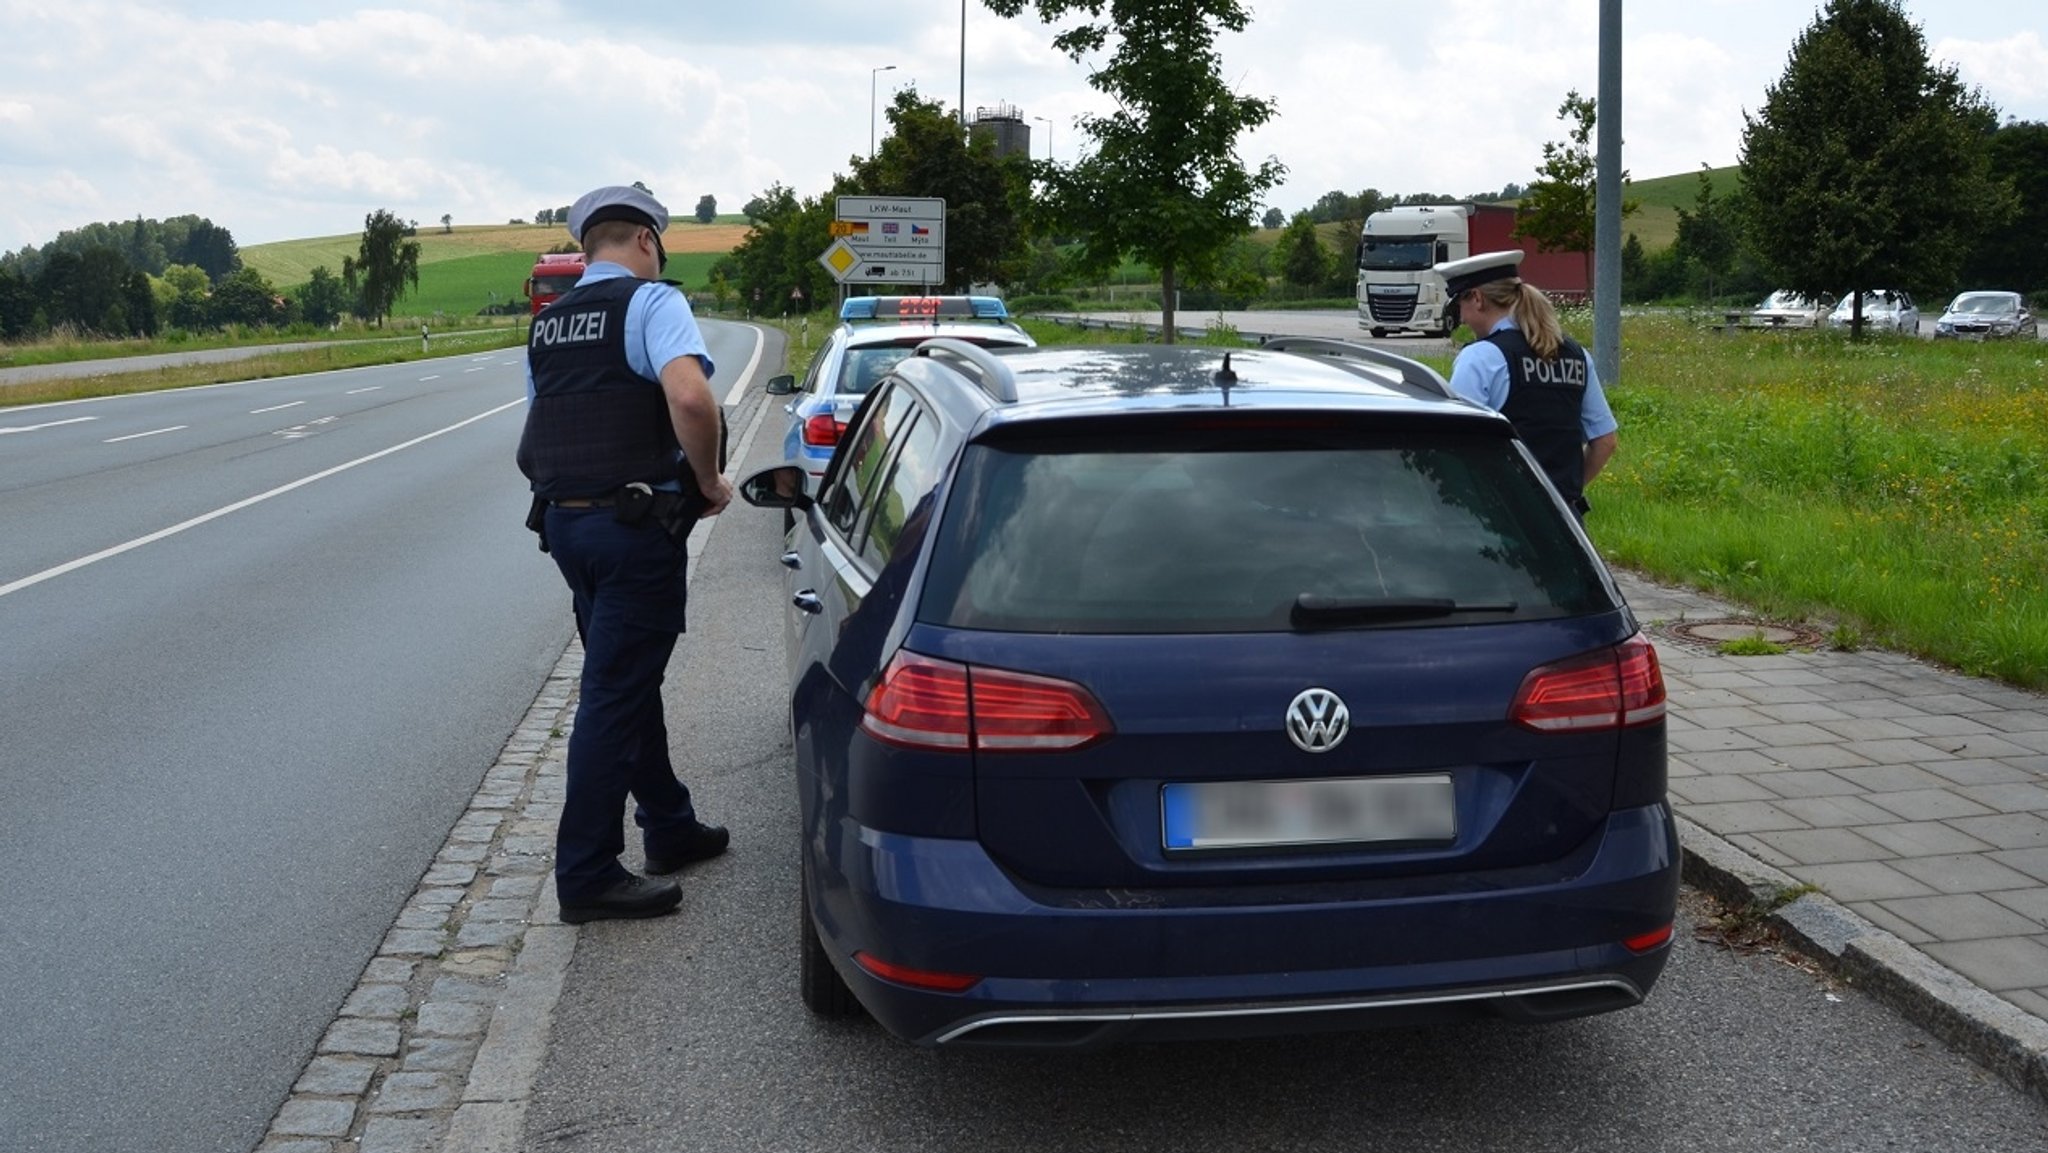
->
[1934, 291, 2038, 340]
[1827, 289, 1919, 335]
[1749, 289, 1833, 327]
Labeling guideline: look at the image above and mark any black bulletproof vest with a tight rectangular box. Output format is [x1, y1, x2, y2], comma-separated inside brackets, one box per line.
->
[1485, 327, 1590, 507]
[518, 276, 678, 499]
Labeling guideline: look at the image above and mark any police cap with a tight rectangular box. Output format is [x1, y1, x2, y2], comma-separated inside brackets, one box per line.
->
[566, 185, 670, 244]
[1436, 250, 1524, 298]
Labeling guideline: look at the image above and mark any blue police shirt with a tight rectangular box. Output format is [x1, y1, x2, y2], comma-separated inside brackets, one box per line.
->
[524, 262, 715, 401]
[1447, 317, 1618, 439]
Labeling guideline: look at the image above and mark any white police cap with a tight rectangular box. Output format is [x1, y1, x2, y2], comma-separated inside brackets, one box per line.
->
[565, 185, 670, 243]
[1436, 250, 1524, 297]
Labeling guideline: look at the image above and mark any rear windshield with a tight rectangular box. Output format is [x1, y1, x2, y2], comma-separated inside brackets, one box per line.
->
[919, 428, 1612, 634]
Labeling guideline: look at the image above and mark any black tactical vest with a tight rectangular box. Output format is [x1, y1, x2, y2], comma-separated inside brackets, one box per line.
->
[1484, 327, 1591, 507]
[518, 276, 678, 500]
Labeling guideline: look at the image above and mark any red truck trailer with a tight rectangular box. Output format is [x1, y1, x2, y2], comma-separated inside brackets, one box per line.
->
[1466, 203, 1591, 304]
[524, 253, 586, 315]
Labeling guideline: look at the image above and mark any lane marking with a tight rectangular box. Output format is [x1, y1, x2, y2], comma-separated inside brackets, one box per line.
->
[250, 401, 305, 414]
[420, 375, 441, 381]
[0, 398, 526, 601]
[346, 386, 383, 395]
[464, 367, 487, 373]
[104, 426, 188, 443]
[0, 416, 98, 435]
[718, 324, 767, 407]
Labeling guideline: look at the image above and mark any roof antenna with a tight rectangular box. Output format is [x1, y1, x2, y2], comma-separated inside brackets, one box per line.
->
[1213, 351, 1238, 404]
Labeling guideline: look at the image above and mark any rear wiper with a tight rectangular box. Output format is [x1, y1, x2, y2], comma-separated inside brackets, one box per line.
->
[1290, 594, 1518, 629]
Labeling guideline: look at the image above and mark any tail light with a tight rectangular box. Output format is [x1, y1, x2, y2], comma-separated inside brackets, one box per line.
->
[853, 951, 981, 993]
[801, 413, 845, 447]
[1510, 634, 1666, 732]
[861, 650, 1113, 753]
[1623, 923, 1675, 953]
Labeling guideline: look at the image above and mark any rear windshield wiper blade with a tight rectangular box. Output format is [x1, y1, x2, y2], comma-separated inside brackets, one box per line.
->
[1290, 594, 1518, 629]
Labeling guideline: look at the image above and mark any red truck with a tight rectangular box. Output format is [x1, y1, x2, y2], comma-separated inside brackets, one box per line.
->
[1356, 202, 1591, 337]
[524, 253, 586, 315]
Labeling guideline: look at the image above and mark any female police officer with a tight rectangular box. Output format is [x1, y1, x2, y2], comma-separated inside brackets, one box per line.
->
[1436, 250, 1617, 519]
[518, 185, 735, 924]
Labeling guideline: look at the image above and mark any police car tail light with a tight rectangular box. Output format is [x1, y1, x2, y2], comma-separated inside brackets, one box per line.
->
[1510, 634, 1666, 732]
[801, 413, 845, 447]
[861, 651, 1112, 753]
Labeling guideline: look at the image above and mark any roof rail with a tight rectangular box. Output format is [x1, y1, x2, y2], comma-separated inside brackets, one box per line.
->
[1258, 337, 1456, 399]
[914, 337, 1019, 403]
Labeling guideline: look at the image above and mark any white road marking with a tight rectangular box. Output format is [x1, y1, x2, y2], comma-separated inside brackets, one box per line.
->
[0, 398, 527, 600]
[719, 325, 768, 407]
[104, 426, 188, 443]
[464, 367, 487, 373]
[250, 401, 305, 414]
[346, 386, 383, 395]
[420, 375, 441, 381]
[0, 416, 98, 435]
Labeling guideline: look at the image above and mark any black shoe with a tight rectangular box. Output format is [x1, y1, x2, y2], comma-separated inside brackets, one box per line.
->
[558, 875, 682, 925]
[644, 822, 730, 875]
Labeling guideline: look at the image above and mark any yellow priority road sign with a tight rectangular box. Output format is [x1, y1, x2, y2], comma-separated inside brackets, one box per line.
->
[816, 239, 862, 282]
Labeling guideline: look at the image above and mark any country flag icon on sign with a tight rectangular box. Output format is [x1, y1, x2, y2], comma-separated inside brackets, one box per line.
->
[911, 224, 930, 236]
[882, 222, 900, 235]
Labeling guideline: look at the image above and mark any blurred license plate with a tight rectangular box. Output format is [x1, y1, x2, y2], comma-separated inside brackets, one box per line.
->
[1162, 775, 1455, 851]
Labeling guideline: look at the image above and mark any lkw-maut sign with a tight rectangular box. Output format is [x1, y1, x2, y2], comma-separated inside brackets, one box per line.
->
[831, 196, 944, 285]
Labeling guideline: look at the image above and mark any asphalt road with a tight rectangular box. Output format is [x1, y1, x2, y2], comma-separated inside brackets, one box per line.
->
[516, 377, 2048, 1152]
[0, 321, 761, 1153]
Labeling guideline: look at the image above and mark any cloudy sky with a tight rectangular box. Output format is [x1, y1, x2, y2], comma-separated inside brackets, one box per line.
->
[2, 0, 2044, 254]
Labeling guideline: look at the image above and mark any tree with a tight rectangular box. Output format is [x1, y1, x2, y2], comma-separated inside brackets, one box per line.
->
[536, 208, 555, 226]
[174, 219, 242, 284]
[295, 265, 350, 327]
[987, 0, 1283, 342]
[1739, 0, 2015, 336]
[1515, 89, 1636, 292]
[208, 267, 286, 329]
[1261, 207, 1284, 230]
[694, 194, 718, 224]
[343, 209, 421, 327]
[723, 182, 834, 312]
[440, 213, 453, 234]
[741, 196, 769, 223]
[1962, 120, 2048, 296]
[1277, 211, 1328, 289]
[848, 88, 1034, 290]
[1672, 166, 1739, 302]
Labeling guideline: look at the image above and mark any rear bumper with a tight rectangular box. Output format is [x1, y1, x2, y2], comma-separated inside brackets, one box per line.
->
[812, 803, 1680, 1047]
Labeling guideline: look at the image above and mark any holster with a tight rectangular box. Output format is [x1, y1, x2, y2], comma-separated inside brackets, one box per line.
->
[524, 494, 550, 553]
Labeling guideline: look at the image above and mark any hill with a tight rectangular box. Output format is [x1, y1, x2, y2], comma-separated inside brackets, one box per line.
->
[1616, 164, 1741, 251]
[242, 219, 751, 294]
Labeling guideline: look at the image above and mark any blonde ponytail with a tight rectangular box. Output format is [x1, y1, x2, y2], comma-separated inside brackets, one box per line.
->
[1474, 279, 1564, 358]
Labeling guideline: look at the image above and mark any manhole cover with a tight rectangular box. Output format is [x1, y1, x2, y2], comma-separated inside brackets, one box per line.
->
[1661, 618, 1828, 650]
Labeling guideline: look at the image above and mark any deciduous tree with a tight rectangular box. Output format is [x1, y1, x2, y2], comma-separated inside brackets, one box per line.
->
[1515, 90, 1636, 291]
[694, 194, 718, 224]
[1278, 212, 1328, 289]
[848, 89, 1033, 290]
[1738, 0, 2015, 336]
[985, 0, 1284, 342]
[1962, 120, 2048, 296]
[343, 209, 421, 327]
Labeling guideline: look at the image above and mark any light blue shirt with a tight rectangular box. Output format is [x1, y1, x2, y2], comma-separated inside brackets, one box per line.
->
[1447, 317, 1618, 439]
[523, 261, 714, 401]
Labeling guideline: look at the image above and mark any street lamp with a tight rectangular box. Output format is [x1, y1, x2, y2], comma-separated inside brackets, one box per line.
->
[870, 64, 897, 159]
[1033, 115, 1052, 162]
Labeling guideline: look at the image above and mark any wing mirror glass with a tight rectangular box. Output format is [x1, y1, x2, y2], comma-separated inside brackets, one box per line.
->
[739, 465, 812, 509]
[765, 373, 798, 396]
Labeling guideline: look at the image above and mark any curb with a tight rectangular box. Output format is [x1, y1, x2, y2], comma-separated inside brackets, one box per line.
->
[1678, 814, 2048, 1105]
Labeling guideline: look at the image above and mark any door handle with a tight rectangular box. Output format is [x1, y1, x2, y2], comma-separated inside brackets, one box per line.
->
[792, 590, 823, 615]
[780, 551, 802, 571]
[783, 402, 795, 414]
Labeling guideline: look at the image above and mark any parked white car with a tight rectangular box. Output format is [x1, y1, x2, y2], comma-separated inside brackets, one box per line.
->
[1749, 289, 1833, 328]
[1827, 290, 1919, 335]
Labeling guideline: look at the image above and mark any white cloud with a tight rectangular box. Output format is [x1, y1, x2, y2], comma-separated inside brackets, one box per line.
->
[0, 0, 2042, 252]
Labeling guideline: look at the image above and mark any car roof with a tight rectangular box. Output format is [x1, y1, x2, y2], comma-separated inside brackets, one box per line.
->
[890, 343, 1507, 434]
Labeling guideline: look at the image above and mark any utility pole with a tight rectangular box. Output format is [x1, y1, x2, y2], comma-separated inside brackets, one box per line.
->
[1595, 0, 1623, 387]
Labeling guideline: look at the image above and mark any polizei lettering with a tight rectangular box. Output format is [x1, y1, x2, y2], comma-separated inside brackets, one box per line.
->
[1521, 354, 1587, 389]
[531, 308, 608, 348]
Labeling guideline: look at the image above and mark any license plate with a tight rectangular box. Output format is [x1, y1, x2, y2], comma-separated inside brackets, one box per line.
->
[1161, 775, 1455, 851]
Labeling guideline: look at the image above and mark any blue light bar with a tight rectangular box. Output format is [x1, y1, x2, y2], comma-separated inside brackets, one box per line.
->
[839, 296, 1010, 322]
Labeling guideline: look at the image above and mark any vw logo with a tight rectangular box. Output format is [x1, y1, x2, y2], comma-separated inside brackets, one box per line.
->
[1286, 688, 1350, 753]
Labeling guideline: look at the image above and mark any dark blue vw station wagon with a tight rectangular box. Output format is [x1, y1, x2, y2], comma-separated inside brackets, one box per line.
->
[739, 336, 1678, 1048]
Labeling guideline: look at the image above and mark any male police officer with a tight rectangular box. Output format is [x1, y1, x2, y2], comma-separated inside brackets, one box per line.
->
[519, 185, 735, 924]
[1437, 250, 1618, 518]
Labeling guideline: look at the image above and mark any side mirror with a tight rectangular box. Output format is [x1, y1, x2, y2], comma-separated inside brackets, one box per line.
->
[738, 465, 813, 510]
[765, 373, 798, 396]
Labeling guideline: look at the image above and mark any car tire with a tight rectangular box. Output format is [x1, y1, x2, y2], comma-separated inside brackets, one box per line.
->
[1369, 326, 1386, 339]
[799, 862, 859, 1019]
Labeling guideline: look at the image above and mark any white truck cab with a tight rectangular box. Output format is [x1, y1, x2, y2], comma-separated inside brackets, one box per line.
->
[1357, 205, 1471, 337]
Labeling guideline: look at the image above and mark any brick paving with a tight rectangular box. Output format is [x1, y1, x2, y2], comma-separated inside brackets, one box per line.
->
[1622, 571, 2048, 1024]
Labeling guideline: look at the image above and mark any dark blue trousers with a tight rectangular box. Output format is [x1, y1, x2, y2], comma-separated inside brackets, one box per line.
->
[544, 507, 700, 902]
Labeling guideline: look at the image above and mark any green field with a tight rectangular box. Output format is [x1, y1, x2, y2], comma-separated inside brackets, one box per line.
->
[393, 250, 726, 318]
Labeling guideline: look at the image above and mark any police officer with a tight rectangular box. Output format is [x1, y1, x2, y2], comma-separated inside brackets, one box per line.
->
[518, 185, 735, 924]
[1437, 250, 1617, 519]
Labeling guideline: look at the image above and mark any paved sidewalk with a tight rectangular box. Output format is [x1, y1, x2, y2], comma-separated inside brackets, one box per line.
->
[1617, 570, 2048, 1094]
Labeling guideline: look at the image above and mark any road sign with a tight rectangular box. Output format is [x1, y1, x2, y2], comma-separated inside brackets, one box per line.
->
[816, 238, 861, 282]
[832, 196, 944, 284]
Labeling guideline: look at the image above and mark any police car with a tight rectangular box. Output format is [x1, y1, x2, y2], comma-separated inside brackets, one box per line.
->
[768, 296, 1034, 480]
